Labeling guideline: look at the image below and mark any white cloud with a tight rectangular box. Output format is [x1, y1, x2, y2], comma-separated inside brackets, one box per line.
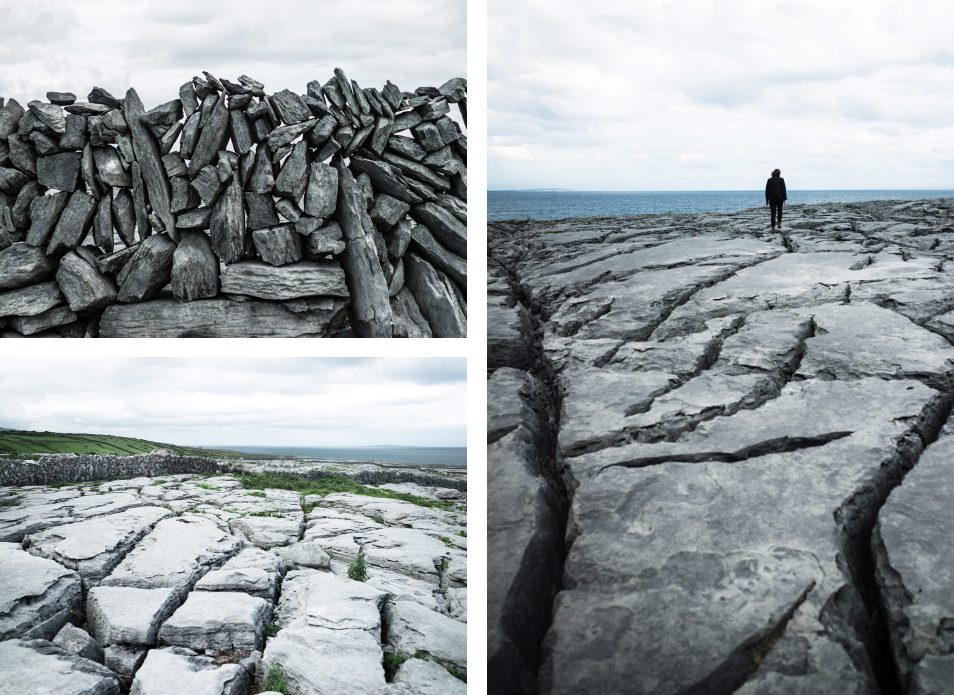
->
[0, 0, 466, 109]
[489, 0, 954, 190]
[0, 358, 466, 447]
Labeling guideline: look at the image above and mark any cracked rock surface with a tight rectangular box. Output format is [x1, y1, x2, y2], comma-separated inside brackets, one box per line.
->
[0, 464, 467, 693]
[488, 199, 954, 694]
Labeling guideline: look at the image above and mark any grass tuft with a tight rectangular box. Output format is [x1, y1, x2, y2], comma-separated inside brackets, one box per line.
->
[261, 662, 289, 694]
[348, 552, 368, 582]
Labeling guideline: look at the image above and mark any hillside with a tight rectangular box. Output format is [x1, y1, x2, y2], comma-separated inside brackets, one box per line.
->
[0, 429, 246, 458]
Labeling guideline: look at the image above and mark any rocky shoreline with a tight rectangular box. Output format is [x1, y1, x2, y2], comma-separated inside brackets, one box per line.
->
[488, 198, 954, 693]
[0, 456, 467, 694]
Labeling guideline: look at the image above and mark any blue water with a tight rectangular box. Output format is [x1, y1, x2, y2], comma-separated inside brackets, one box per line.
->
[488, 190, 954, 222]
[224, 445, 467, 467]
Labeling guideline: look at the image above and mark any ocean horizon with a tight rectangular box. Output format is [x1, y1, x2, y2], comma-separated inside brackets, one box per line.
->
[488, 189, 954, 222]
[218, 445, 467, 467]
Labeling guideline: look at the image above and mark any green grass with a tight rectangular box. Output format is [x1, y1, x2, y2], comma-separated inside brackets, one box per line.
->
[439, 536, 455, 547]
[233, 471, 453, 510]
[457, 530, 466, 537]
[348, 552, 368, 582]
[246, 509, 285, 518]
[0, 429, 246, 458]
[383, 652, 409, 679]
[197, 482, 218, 491]
[372, 514, 386, 524]
[260, 662, 289, 694]
[246, 490, 266, 498]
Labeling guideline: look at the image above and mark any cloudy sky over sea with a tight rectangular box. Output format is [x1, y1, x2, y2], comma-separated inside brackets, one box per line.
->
[0, 0, 466, 108]
[0, 358, 466, 447]
[489, 0, 954, 191]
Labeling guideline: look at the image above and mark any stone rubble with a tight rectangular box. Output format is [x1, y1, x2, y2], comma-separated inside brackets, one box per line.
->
[488, 198, 954, 694]
[0, 69, 466, 338]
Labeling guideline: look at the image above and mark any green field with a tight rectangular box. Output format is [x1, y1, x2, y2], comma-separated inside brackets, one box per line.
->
[0, 430, 245, 458]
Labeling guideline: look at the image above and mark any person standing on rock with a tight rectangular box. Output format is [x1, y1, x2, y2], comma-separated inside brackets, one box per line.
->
[765, 169, 787, 230]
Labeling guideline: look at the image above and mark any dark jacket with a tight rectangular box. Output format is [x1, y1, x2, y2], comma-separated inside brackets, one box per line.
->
[765, 176, 787, 202]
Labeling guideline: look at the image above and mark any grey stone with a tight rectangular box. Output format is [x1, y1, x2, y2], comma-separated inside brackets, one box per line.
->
[190, 164, 227, 206]
[93, 193, 114, 253]
[228, 109, 252, 155]
[410, 202, 466, 257]
[27, 506, 172, 585]
[130, 162, 150, 239]
[304, 220, 346, 258]
[271, 89, 312, 125]
[91, 147, 131, 187]
[37, 151, 82, 192]
[263, 570, 387, 694]
[303, 161, 338, 218]
[349, 156, 420, 204]
[221, 260, 347, 300]
[53, 623, 105, 663]
[0, 98, 25, 138]
[252, 224, 303, 266]
[391, 286, 432, 338]
[116, 234, 176, 303]
[67, 102, 112, 116]
[388, 135, 427, 161]
[274, 140, 308, 200]
[266, 118, 318, 150]
[0, 542, 82, 641]
[172, 230, 219, 301]
[56, 250, 118, 312]
[385, 600, 466, 669]
[0, 281, 64, 317]
[101, 516, 242, 593]
[87, 585, 180, 646]
[100, 297, 348, 337]
[87, 88, 122, 108]
[8, 133, 37, 174]
[336, 164, 393, 337]
[387, 218, 414, 261]
[245, 192, 279, 231]
[0, 166, 31, 195]
[0, 242, 54, 288]
[0, 639, 121, 695]
[124, 89, 175, 240]
[159, 591, 271, 655]
[194, 547, 281, 600]
[394, 658, 466, 694]
[370, 194, 410, 231]
[28, 100, 67, 133]
[11, 304, 78, 335]
[186, 94, 230, 177]
[210, 173, 247, 264]
[141, 99, 182, 126]
[404, 254, 465, 337]
[410, 223, 466, 290]
[112, 189, 136, 246]
[130, 646, 249, 695]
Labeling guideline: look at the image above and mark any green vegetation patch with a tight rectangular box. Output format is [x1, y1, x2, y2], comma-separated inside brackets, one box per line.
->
[348, 552, 368, 582]
[0, 429, 245, 458]
[383, 651, 409, 680]
[261, 662, 289, 694]
[233, 471, 453, 509]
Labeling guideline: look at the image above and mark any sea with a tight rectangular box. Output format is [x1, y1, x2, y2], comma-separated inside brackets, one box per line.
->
[488, 190, 954, 222]
[223, 445, 467, 468]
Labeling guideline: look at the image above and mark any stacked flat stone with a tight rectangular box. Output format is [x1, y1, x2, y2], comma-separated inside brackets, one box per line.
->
[0, 69, 467, 337]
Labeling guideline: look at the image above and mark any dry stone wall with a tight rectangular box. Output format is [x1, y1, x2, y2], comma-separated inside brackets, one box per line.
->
[0, 69, 467, 337]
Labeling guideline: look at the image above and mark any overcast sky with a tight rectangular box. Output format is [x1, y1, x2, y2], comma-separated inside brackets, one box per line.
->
[0, 358, 466, 448]
[0, 0, 465, 109]
[489, 0, 954, 191]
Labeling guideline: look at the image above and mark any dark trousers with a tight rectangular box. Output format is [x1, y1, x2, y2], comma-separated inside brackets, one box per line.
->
[769, 198, 784, 227]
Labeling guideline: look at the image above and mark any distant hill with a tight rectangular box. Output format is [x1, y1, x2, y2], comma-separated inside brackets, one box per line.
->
[0, 429, 248, 458]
